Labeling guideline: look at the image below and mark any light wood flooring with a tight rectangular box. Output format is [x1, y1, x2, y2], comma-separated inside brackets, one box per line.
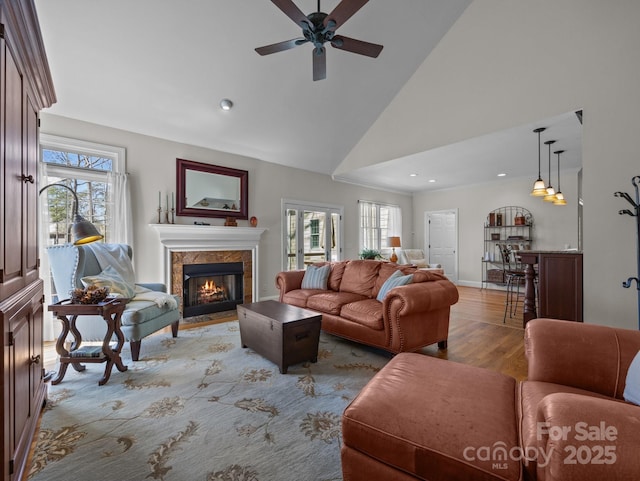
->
[421, 285, 527, 381]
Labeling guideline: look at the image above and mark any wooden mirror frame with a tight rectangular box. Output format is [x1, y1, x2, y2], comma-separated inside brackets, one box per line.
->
[176, 158, 249, 219]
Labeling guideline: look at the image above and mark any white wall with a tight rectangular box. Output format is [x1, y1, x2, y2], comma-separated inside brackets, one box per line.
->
[413, 173, 580, 286]
[338, 0, 640, 329]
[40, 113, 413, 300]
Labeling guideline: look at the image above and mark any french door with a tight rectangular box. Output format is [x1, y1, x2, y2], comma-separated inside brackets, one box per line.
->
[282, 200, 343, 271]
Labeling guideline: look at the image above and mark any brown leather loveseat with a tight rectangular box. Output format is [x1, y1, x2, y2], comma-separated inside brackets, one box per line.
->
[342, 319, 640, 480]
[275, 260, 459, 354]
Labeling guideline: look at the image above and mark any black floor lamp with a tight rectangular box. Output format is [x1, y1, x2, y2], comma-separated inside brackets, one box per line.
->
[39, 183, 104, 245]
[39, 183, 104, 381]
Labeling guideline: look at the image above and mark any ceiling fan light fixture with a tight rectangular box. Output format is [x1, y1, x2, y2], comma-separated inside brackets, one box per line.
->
[219, 99, 233, 111]
[255, 0, 383, 81]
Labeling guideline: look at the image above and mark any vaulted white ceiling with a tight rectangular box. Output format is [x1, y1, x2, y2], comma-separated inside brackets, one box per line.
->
[35, 0, 581, 194]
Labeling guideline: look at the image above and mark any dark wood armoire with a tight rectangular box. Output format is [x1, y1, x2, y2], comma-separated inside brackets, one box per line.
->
[0, 1, 55, 479]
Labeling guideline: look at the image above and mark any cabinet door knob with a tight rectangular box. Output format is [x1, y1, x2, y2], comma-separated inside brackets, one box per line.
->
[30, 354, 41, 365]
[21, 174, 35, 184]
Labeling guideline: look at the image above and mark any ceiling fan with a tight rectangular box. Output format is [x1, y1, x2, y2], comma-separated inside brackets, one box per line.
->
[255, 0, 383, 81]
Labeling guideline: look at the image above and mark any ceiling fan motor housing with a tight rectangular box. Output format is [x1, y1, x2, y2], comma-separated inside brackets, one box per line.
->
[304, 11, 335, 49]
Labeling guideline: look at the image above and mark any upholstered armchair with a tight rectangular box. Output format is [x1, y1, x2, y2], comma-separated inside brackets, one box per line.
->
[46, 243, 180, 361]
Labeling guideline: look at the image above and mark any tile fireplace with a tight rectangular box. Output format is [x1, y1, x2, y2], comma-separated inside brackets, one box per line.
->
[151, 224, 267, 320]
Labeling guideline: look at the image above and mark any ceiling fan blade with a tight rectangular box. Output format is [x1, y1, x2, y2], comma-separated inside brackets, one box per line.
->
[312, 47, 326, 81]
[255, 38, 307, 56]
[271, 0, 311, 29]
[324, 0, 370, 30]
[331, 35, 383, 58]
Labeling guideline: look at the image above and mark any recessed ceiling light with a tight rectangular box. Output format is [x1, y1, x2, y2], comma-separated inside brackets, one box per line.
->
[409, 173, 418, 177]
[428, 179, 436, 183]
[497, 173, 507, 177]
[220, 98, 233, 111]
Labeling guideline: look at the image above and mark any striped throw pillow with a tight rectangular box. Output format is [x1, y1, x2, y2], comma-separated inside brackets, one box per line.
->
[376, 270, 413, 301]
[301, 264, 331, 290]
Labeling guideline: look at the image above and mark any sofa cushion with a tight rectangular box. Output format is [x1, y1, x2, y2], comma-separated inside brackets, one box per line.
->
[372, 263, 403, 298]
[518, 380, 615, 479]
[376, 271, 413, 302]
[121, 298, 178, 326]
[327, 261, 348, 291]
[339, 260, 381, 297]
[306, 291, 367, 315]
[343, 354, 520, 481]
[281, 289, 326, 308]
[301, 264, 330, 289]
[340, 299, 384, 330]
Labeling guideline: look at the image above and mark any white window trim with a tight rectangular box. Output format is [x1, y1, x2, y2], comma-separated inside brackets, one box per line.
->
[40, 133, 126, 173]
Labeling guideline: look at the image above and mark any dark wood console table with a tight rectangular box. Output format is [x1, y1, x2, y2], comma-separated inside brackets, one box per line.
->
[519, 251, 583, 326]
[48, 298, 129, 385]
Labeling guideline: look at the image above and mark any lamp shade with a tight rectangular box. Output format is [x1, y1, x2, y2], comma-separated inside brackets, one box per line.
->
[530, 127, 547, 196]
[71, 214, 105, 244]
[39, 183, 104, 245]
[531, 178, 547, 196]
[389, 236, 401, 248]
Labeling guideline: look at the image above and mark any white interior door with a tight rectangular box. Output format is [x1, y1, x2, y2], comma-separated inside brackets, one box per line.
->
[425, 210, 458, 282]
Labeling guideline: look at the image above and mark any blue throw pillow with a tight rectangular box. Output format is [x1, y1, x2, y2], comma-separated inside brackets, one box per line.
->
[376, 270, 413, 301]
[301, 264, 331, 290]
[624, 350, 640, 405]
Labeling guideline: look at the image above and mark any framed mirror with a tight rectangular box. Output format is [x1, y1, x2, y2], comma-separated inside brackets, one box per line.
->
[176, 158, 248, 219]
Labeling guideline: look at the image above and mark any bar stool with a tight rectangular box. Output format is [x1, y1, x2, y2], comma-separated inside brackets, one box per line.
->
[500, 244, 526, 322]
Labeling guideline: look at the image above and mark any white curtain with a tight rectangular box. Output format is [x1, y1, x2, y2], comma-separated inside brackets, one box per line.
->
[38, 173, 56, 340]
[387, 205, 402, 239]
[359, 200, 402, 251]
[359, 201, 377, 250]
[107, 172, 133, 245]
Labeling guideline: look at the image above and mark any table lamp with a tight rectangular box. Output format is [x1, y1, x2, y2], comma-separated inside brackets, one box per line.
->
[389, 236, 401, 263]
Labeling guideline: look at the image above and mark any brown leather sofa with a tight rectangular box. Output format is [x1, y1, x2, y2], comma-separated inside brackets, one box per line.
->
[341, 319, 640, 480]
[275, 260, 459, 354]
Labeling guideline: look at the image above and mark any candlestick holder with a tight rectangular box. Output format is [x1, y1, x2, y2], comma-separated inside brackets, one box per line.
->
[157, 207, 162, 224]
[170, 208, 175, 224]
[164, 209, 170, 224]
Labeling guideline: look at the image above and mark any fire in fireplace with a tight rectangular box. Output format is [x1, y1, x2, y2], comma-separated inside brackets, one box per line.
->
[183, 262, 244, 318]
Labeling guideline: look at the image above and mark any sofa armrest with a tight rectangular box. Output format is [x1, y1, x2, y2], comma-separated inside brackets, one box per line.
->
[136, 282, 167, 293]
[534, 392, 640, 480]
[384, 280, 458, 313]
[275, 270, 305, 300]
[383, 279, 459, 352]
[525, 319, 640, 398]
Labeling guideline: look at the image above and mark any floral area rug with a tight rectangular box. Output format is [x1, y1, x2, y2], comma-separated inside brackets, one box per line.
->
[29, 321, 389, 481]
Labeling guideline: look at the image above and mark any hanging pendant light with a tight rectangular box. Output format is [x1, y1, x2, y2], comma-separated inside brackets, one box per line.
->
[553, 150, 567, 205]
[543, 140, 557, 202]
[530, 127, 547, 196]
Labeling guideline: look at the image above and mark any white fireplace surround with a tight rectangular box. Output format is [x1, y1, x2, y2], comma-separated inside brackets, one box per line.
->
[150, 224, 267, 301]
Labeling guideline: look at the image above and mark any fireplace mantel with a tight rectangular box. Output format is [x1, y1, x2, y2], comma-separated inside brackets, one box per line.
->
[150, 224, 266, 249]
[150, 224, 267, 305]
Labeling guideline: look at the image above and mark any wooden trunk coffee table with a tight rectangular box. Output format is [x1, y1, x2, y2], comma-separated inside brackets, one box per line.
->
[237, 300, 322, 374]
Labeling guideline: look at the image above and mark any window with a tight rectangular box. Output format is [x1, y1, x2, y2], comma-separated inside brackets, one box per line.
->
[39, 134, 127, 245]
[358, 200, 402, 251]
[282, 200, 343, 270]
[310, 219, 320, 248]
[39, 134, 128, 341]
